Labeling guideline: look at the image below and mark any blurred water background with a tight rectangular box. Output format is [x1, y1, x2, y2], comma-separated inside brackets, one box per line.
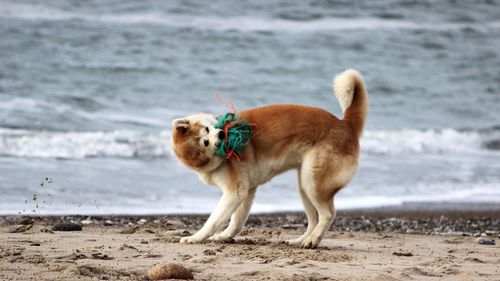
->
[1, 0, 499, 215]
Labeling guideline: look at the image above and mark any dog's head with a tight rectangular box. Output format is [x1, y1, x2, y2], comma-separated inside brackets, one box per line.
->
[171, 113, 225, 172]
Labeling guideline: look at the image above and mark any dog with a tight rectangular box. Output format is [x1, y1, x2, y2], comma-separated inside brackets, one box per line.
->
[171, 69, 367, 248]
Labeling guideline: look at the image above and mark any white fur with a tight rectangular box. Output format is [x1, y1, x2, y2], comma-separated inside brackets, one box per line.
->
[333, 68, 363, 113]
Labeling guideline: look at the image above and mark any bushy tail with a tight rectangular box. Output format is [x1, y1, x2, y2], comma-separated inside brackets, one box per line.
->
[333, 69, 368, 138]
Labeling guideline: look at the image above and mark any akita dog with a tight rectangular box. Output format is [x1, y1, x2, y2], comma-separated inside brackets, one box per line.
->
[171, 69, 367, 248]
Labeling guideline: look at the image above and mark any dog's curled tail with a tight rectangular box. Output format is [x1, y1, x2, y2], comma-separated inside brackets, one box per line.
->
[333, 69, 368, 138]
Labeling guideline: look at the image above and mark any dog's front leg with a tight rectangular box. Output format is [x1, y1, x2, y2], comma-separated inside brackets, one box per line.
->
[180, 189, 247, 244]
[210, 187, 256, 241]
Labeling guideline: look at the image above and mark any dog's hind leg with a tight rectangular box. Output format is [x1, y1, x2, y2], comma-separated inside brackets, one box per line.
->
[299, 195, 335, 249]
[297, 150, 338, 249]
[210, 187, 257, 241]
[287, 172, 319, 246]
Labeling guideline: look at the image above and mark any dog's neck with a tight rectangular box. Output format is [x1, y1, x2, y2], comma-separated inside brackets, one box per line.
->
[195, 157, 227, 185]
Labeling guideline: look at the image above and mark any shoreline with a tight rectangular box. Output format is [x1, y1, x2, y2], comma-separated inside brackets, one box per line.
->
[2, 201, 500, 218]
[2, 202, 498, 236]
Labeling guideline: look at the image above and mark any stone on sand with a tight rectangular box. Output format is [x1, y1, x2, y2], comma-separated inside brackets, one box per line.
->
[147, 263, 193, 280]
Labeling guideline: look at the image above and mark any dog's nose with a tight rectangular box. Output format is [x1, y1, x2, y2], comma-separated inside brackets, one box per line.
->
[218, 131, 225, 140]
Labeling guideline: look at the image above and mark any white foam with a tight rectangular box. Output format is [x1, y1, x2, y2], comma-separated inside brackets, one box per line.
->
[361, 128, 497, 154]
[0, 127, 497, 159]
[0, 128, 170, 159]
[336, 182, 500, 210]
[1, 2, 499, 33]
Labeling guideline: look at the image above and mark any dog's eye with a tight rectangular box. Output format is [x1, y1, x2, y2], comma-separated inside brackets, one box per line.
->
[204, 140, 209, 147]
[205, 127, 209, 133]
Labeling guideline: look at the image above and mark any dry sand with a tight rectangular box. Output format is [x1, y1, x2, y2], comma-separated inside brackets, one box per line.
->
[1, 212, 499, 281]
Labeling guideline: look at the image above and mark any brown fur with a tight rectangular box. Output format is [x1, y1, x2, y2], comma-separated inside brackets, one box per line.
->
[171, 69, 367, 248]
[172, 124, 211, 169]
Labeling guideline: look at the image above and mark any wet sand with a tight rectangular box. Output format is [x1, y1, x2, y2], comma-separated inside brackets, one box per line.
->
[1, 206, 499, 280]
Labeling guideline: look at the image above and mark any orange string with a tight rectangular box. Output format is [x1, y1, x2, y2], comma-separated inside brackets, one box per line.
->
[215, 92, 237, 114]
[215, 92, 250, 162]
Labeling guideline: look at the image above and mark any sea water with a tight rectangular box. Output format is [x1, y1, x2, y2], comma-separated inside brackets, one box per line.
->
[0, 0, 499, 215]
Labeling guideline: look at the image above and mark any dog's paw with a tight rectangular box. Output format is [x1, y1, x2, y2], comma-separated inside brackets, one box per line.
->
[286, 238, 304, 247]
[179, 236, 202, 244]
[209, 234, 233, 242]
[300, 237, 319, 249]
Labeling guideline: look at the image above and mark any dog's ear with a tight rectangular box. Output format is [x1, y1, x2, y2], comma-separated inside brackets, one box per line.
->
[172, 118, 190, 133]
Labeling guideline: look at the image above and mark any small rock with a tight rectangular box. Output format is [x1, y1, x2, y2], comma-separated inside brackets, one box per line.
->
[473, 232, 481, 237]
[147, 263, 193, 280]
[91, 253, 113, 260]
[138, 219, 148, 225]
[30, 243, 41, 246]
[119, 244, 138, 251]
[140, 240, 149, 244]
[52, 222, 82, 231]
[476, 237, 495, 245]
[393, 252, 413, 257]
[281, 224, 301, 230]
[99, 275, 110, 280]
[80, 218, 93, 225]
[160, 229, 191, 237]
[103, 220, 115, 226]
[203, 249, 216, 256]
[165, 219, 185, 228]
[120, 226, 139, 234]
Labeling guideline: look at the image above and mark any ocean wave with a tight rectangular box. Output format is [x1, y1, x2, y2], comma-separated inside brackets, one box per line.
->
[361, 128, 500, 154]
[336, 182, 500, 210]
[1, 2, 499, 33]
[0, 128, 170, 159]
[0, 127, 498, 159]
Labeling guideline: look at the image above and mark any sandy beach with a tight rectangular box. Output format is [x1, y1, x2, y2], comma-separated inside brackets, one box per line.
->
[1, 205, 499, 281]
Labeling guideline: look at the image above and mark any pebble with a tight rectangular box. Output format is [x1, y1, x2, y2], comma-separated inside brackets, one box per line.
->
[52, 222, 82, 231]
[393, 252, 413, 257]
[140, 240, 149, 244]
[80, 217, 93, 225]
[99, 275, 110, 280]
[30, 243, 41, 246]
[120, 226, 139, 234]
[476, 237, 495, 245]
[281, 224, 302, 230]
[203, 249, 216, 256]
[160, 230, 192, 237]
[147, 263, 193, 280]
[138, 218, 148, 225]
[103, 220, 116, 226]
